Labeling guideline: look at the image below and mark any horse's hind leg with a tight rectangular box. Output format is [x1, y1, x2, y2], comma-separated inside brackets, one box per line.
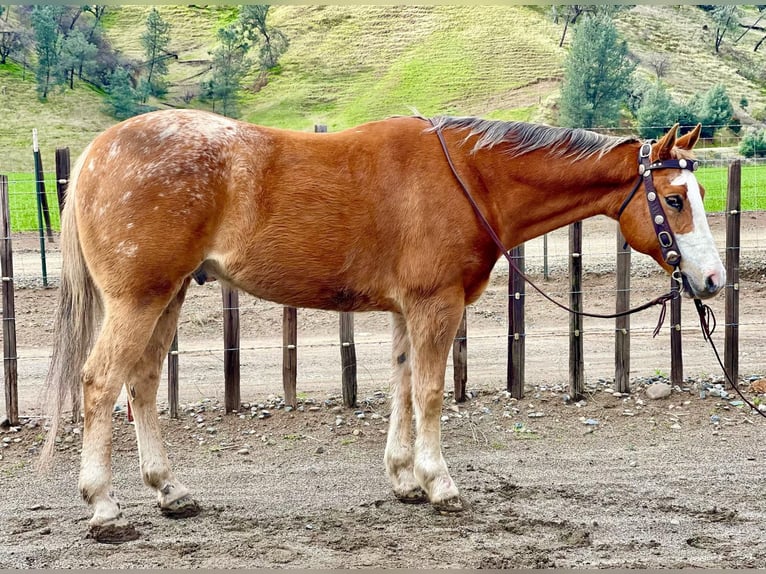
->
[384, 313, 427, 503]
[405, 292, 466, 512]
[79, 298, 171, 543]
[128, 278, 199, 518]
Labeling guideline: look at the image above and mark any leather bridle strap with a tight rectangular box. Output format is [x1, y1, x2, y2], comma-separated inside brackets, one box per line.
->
[429, 122, 679, 323]
[617, 141, 699, 268]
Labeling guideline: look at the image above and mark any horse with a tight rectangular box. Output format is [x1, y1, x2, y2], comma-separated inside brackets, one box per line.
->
[40, 109, 725, 542]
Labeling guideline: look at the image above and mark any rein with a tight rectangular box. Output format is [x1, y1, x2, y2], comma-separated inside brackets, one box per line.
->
[431, 122, 766, 419]
[694, 299, 766, 418]
[430, 122, 678, 325]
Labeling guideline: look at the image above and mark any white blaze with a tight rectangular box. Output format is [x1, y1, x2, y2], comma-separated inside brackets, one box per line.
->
[671, 171, 726, 294]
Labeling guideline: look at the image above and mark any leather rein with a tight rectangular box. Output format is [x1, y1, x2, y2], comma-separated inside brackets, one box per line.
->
[431, 122, 765, 418]
[430, 123, 682, 326]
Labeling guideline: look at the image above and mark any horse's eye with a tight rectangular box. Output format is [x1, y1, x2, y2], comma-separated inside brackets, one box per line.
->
[665, 195, 683, 211]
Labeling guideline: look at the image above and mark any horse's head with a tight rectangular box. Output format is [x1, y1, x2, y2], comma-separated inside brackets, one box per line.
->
[618, 124, 725, 299]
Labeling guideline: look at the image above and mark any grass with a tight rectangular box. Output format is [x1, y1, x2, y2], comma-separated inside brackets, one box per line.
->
[5, 172, 61, 232]
[696, 164, 766, 212]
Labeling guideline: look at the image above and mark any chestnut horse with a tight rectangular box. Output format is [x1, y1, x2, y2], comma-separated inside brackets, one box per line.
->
[41, 110, 725, 542]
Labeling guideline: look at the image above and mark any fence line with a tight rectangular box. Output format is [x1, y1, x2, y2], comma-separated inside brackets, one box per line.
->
[0, 146, 755, 422]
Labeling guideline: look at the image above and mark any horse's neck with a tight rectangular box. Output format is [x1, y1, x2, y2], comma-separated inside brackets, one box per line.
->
[474, 147, 634, 245]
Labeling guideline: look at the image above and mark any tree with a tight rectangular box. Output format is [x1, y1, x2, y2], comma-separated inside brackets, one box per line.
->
[238, 5, 288, 70]
[696, 83, 735, 138]
[709, 5, 741, 53]
[739, 128, 766, 158]
[31, 5, 64, 99]
[105, 65, 144, 120]
[140, 8, 171, 101]
[203, 25, 249, 117]
[58, 28, 97, 89]
[552, 5, 632, 46]
[558, 15, 636, 128]
[0, 29, 26, 65]
[636, 82, 680, 139]
[552, 5, 589, 47]
[646, 52, 670, 80]
[82, 5, 107, 41]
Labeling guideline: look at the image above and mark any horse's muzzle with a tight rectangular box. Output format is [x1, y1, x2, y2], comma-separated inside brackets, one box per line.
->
[680, 269, 725, 300]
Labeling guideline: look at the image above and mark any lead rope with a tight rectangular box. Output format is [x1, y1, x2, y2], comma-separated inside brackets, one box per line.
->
[694, 299, 766, 419]
[430, 123, 678, 328]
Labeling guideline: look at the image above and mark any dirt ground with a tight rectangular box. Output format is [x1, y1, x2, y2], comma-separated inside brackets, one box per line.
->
[2, 214, 766, 568]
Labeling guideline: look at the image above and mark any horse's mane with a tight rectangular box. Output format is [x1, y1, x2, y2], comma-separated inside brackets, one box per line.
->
[428, 115, 638, 160]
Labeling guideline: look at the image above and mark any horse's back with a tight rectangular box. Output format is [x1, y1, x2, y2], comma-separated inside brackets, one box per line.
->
[72, 110, 493, 312]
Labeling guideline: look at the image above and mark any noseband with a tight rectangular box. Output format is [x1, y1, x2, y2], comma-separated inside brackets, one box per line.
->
[616, 141, 700, 270]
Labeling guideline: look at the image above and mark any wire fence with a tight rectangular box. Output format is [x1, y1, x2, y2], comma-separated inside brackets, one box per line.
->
[2, 131, 766, 419]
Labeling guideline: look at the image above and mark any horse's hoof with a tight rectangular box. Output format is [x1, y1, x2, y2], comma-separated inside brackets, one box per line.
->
[395, 486, 428, 504]
[87, 520, 140, 544]
[432, 496, 468, 514]
[160, 495, 201, 519]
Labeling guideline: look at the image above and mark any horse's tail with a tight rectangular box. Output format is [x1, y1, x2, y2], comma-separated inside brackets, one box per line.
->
[38, 145, 102, 470]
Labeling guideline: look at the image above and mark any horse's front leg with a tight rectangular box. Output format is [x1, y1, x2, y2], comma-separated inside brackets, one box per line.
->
[384, 313, 427, 503]
[406, 293, 466, 512]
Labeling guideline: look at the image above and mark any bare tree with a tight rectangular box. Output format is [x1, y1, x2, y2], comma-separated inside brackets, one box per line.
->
[646, 52, 670, 80]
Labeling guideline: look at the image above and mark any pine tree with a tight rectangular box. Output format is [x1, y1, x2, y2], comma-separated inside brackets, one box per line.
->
[58, 28, 97, 89]
[140, 8, 171, 101]
[106, 65, 143, 120]
[636, 83, 679, 139]
[558, 15, 635, 129]
[238, 5, 288, 70]
[696, 83, 734, 138]
[31, 5, 63, 99]
[204, 25, 249, 118]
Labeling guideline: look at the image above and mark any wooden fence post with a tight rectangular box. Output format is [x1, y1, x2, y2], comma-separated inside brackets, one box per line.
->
[453, 309, 467, 401]
[725, 160, 741, 388]
[0, 175, 19, 425]
[32, 130, 53, 240]
[569, 222, 584, 400]
[614, 228, 630, 393]
[222, 286, 240, 413]
[339, 311, 357, 408]
[670, 275, 683, 386]
[54, 147, 70, 213]
[313, 123, 359, 406]
[508, 244, 525, 399]
[168, 332, 179, 419]
[283, 307, 298, 408]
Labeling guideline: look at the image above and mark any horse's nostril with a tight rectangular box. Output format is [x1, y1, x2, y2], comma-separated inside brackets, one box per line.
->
[705, 275, 719, 293]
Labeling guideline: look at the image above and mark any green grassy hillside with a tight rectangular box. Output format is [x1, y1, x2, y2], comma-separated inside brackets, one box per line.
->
[0, 61, 115, 174]
[617, 5, 766, 123]
[1, 4, 765, 175]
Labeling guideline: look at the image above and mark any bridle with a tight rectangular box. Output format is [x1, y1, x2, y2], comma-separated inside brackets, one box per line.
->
[616, 140, 700, 278]
[429, 122, 681, 323]
[430, 121, 766, 419]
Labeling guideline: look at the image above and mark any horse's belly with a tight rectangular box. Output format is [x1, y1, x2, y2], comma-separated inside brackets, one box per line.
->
[201, 253, 398, 313]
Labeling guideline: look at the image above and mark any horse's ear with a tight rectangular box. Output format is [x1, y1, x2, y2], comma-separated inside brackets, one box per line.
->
[654, 123, 679, 160]
[676, 123, 701, 150]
